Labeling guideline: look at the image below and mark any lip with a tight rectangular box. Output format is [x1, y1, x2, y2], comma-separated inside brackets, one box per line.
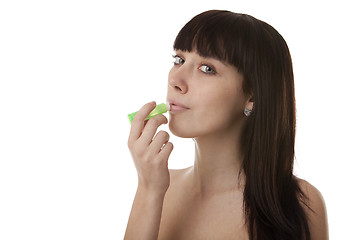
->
[167, 99, 190, 112]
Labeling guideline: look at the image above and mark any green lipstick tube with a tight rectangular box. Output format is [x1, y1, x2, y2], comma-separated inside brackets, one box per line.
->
[128, 103, 170, 124]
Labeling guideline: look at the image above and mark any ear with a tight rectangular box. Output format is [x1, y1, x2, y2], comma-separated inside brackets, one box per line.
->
[245, 96, 254, 111]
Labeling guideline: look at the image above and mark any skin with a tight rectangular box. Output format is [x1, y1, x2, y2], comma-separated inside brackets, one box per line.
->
[125, 51, 328, 240]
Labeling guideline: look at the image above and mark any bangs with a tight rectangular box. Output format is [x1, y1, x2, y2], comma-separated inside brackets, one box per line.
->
[173, 10, 247, 69]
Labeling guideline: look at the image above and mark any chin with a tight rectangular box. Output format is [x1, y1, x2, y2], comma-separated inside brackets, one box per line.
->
[169, 124, 194, 138]
[169, 119, 217, 139]
[168, 119, 196, 138]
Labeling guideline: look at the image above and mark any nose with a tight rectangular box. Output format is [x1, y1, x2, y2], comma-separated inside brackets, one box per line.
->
[168, 66, 189, 94]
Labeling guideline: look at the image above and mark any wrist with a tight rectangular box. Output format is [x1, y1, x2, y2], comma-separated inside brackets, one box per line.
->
[136, 185, 167, 202]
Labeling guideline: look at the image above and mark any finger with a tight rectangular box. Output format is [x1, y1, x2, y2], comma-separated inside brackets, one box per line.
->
[149, 130, 170, 154]
[128, 101, 156, 144]
[139, 114, 168, 145]
[158, 142, 174, 160]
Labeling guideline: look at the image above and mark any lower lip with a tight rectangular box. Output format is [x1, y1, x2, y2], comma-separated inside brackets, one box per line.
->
[170, 105, 190, 112]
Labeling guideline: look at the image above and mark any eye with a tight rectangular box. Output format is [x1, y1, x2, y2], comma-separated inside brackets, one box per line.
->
[199, 65, 216, 74]
[172, 55, 184, 65]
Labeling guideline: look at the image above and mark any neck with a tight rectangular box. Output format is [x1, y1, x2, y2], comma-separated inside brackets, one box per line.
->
[190, 128, 245, 197]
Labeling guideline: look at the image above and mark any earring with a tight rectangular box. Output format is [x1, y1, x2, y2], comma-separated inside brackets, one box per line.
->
[244, 108, 252, 117]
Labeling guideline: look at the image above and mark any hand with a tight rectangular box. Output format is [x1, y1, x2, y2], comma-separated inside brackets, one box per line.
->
[127, 101, 173, 196]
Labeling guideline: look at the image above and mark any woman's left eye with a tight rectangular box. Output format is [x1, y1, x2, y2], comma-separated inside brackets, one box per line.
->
[199, 65, 216, 74]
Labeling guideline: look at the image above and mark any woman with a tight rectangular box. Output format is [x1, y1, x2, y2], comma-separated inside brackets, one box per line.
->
[125, 10, 328, 240]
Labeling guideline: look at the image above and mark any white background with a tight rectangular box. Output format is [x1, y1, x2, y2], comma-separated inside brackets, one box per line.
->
[0, 0, 359, 239]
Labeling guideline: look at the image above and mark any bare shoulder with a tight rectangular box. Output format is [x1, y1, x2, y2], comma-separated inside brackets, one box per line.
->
[169, 167, 192, 184]
[165, 167, 192, 198]
[169, 166, 192, 175]
[296, 177, 329, 240]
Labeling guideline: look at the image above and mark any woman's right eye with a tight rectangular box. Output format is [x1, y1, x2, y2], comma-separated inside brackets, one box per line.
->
[172, 55, 184, 65]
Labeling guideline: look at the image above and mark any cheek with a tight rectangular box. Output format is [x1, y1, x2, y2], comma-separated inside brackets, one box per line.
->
[199, 86, 243, 119]
[192, 87, 244, 132]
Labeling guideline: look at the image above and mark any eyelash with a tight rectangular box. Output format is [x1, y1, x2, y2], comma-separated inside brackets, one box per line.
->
[172, 55, 184, 65]
[172, 55, 217, 75]
[199, 65, 216, 74]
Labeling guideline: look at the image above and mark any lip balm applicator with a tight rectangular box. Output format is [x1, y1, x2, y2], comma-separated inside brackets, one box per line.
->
[128, 103, 171, 124]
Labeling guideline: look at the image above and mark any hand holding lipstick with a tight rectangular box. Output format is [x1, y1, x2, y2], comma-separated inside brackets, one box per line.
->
[127, 101, 174, 196]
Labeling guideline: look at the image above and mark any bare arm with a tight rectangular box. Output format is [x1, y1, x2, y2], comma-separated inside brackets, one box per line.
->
[124, 187, 165, 240]
[124, 102, 173, 240]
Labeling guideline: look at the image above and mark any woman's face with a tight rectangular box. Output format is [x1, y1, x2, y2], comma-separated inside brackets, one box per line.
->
[166, 50, 249, 139]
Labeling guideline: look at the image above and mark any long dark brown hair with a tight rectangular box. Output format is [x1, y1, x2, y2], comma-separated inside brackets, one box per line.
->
[174, 10, 311, 240]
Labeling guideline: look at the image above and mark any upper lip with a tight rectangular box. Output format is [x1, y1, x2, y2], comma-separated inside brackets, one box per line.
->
[167, 99, 190, 109]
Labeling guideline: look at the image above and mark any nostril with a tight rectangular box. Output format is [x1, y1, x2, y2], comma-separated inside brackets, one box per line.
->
[175, 86, 182, 91]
